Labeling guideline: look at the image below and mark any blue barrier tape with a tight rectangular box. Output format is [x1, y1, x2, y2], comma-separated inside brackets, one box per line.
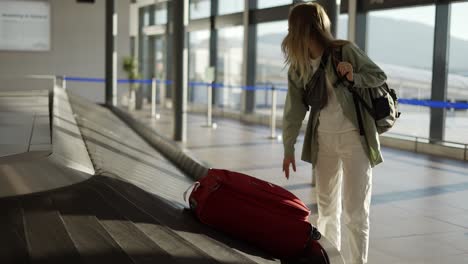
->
[189, 81, 211, 87]
[63, 76, 468, 109]
[399, 99, 468, 110]
[117, 79, 152, 84]
[64, 77, 106, 83]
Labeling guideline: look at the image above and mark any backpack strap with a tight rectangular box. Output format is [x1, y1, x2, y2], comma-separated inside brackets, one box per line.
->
[351, 90, 366, 136]
[330, 45, 379, 135]
[330, 46, 364, 136]
[350, 89, 375, 119]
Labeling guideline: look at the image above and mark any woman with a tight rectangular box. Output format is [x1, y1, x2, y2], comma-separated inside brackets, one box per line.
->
[281, 3, 386, 264]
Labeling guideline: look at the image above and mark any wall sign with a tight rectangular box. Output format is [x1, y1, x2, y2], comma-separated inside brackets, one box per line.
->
[0, 1, 50, 51]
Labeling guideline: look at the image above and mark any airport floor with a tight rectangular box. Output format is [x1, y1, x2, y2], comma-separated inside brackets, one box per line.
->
[128, 103, 468, 264]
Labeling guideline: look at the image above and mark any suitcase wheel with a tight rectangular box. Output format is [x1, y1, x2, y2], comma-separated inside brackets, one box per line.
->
[311, 227, 322, 240]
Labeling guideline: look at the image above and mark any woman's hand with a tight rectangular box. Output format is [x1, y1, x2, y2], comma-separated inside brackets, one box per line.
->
[283, 156, 296, 180]
[337, 62, 354, 82]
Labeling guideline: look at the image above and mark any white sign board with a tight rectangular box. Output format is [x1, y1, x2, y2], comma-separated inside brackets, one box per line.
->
[0, 1, 50, 51]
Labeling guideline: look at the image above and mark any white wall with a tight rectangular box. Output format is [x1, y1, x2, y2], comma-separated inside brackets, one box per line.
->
[0, 0, 131, 103]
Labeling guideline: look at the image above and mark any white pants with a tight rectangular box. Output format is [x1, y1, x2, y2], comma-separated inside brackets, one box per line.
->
[314, 130, 372, 264]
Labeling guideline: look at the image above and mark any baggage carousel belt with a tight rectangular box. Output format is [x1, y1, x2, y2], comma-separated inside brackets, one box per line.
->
[0, 175, 274, 264]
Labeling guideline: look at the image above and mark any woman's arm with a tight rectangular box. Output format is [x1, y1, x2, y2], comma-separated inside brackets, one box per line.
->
[283, 71, 307, 158]
[342, 42, 387, 88]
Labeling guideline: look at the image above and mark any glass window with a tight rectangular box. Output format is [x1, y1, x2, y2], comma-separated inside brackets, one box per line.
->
[218, 0, 244, 15]
[337, 14, 348, 40]
[189, 30, 211, 105]
[154, 36, 166, 80]
[148, 36, 167, 103]
[446, 1, 468, 144]
[190, 0, 211, 19]
[217, 26, 244, 110]
[258, 0, 292, 9]
[140, 34, 153, 103]
[255, 20, 288, 113]
[143, 6, 151, 26]
[155, 2, 167, 25]
[368, 6, 435, 139]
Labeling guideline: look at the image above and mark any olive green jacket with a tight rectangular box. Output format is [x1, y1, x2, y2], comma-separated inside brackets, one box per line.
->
[282, 42, 387, 168]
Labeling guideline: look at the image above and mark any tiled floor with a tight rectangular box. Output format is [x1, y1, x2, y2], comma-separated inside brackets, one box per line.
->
[129, 104, 468, 264]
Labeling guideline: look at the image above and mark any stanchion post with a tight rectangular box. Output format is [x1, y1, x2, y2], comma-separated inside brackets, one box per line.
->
[151, 77, 156, 118]
[450, 98, 455, 114]
[269, 83, 277, 139]
[160, 79, 166, 109]
[202, 66, 216, 128]
[207, 82, 213, 127]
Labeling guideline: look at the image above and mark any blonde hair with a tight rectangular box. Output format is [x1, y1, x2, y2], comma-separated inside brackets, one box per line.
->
[281, 2, 346, 83]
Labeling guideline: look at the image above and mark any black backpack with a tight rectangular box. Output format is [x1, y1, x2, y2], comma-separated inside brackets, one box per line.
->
[331, 46, 401, 135]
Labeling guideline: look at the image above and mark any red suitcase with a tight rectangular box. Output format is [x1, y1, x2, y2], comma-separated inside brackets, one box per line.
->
[187, 168, 323, 258]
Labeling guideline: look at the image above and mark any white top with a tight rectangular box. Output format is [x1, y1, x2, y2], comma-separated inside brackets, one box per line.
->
[309, 55, 357, 134]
